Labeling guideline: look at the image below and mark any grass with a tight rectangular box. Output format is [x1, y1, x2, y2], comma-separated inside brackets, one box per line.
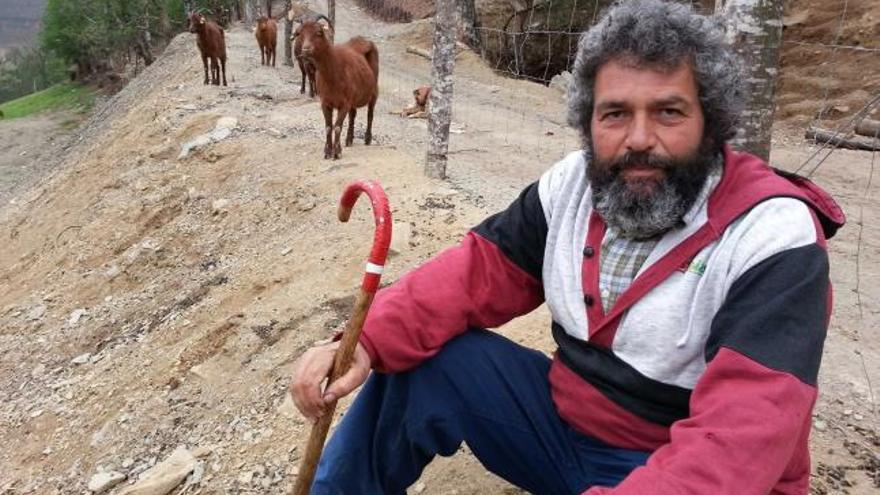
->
[0, 83, 96, 120]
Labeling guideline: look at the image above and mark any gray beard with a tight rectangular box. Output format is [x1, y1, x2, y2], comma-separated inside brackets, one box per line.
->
[592, 177, 691, 239]
[588, 149, 718, 240]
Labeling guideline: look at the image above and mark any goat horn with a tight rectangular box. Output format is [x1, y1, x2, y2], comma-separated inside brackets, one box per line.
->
[315, 14, 333, 29]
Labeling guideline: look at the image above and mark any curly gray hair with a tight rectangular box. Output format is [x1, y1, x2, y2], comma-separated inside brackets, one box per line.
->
[567, 0, 744, 150]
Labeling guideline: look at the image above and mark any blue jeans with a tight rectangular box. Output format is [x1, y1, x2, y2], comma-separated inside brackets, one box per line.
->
[312, 329, 649, 494]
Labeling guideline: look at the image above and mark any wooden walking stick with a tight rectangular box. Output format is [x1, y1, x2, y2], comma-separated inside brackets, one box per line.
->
[293, 179, 392, 495]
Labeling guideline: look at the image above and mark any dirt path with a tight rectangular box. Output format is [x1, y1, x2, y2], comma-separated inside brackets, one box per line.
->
[0, 111, 81, 206]
[0, 1, 877, 493]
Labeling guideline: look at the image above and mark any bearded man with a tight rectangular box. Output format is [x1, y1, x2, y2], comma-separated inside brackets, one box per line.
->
[289, 0, 845, 493]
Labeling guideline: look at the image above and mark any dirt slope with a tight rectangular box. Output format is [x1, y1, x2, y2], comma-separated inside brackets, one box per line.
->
[0, 1, 877, 494]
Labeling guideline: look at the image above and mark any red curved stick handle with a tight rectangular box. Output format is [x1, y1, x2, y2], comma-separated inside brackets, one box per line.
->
[338, 180, 392, 293]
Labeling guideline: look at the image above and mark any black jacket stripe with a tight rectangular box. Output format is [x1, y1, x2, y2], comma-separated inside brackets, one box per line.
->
[553, 323, 692, 426]
[705, 243, 829, 386]
[472, 181, 548, 280]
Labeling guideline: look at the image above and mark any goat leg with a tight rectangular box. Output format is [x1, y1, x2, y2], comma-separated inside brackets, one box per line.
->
[346, 109, 357, 147]
[365, 99, 375, 146]
[322, 105, 334, 159]
[221, 57, 227, 86]
[333, 106, 348, 160]
[298, 60, 306, 94]
[202, 55, 209, 85]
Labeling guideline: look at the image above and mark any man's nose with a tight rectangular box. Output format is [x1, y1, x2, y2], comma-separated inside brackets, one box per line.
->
[625, 113, 656, 152]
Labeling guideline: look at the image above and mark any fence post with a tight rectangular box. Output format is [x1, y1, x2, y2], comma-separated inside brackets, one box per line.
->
[721, 0, 784, 161]
[329, 0, 336, 42]
[426, 0, 458, 179]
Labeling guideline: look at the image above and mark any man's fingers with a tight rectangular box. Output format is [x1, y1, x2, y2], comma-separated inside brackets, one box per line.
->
[289, 343, 338, 419]
[323, 344, 371, 403]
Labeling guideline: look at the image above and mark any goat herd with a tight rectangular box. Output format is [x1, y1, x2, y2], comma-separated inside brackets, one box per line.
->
[187, 9, 379, 160]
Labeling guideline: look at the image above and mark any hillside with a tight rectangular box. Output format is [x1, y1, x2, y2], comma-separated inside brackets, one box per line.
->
[0, 0, 47, 56]
[0, 1, 878, 494]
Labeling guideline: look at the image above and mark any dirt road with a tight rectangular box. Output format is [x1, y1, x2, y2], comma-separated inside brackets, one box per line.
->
[0, 1, 877, 493]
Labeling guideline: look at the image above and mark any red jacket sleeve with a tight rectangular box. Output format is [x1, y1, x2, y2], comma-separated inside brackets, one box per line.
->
[359, 231, 545, 372]
[359, 181, 548, 372]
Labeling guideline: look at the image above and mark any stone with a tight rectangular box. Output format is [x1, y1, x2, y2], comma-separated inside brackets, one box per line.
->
[813, 419, 827, 432]
[68, 308, 88, 327]
[238, 471, 254, 485]
[72, 353, 91, 365]
[87, 471, 126, 493]
[27, 304, 47, 321]
[414, 481, 427, 493]
[389, 222, 413, 256]
[105, 265, 121, 279]
[549, 70, 572, 95]
[276, 394, 297, 420]
[117, 446, 196, 495]
[178, 117, 238, 159]
[211, 199, 230, 213]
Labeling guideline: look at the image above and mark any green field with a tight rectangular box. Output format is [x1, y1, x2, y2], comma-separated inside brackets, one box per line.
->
[0, 83, 95, 120]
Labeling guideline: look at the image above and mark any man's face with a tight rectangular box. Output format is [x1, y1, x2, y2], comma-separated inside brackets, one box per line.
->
[587, 59, 714, 238]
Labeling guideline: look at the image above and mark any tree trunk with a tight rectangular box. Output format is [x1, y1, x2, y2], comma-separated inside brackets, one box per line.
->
[456, 0, 480, 51]
[328, 0, 336, 43]
[243, 0, 256, 23]
[283, 0, 294, 65]
[722, 0, 784, 161]
[426, 0, 458, 179]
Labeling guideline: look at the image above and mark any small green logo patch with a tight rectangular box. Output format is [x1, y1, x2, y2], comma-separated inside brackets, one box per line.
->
[688, 258, 707, 276]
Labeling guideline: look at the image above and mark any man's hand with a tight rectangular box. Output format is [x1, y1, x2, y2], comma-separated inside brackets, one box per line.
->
[289, 340, 371, 423]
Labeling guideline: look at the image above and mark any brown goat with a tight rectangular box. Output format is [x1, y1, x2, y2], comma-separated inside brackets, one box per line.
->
[298, 18, 379, 159]
[291, 25, 316, 96]
[255, 16, 277, 67]
[188, 12, 227, 86]
[289, 10, 321, 97]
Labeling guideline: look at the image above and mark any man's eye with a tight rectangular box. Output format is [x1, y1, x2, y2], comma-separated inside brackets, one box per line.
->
[659, 108, 683, 118]
[603, 111, 626, 121]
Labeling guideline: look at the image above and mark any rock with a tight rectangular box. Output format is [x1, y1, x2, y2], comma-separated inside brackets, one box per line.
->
[72, 353, 92, 365]
[30, 409, 44, 418]
[88, 471, 126, 493]
[122, 458, 135, 469]
[277, 394, 298, 420]
[68, 308, 88, 327]
[389, 222, 413, 256]
[549, 70, 572, 95]
[238, 471, 253, 485]
[117, 446, 196, 495]
[178, 117, 238, 159]
[185, 462, 204, 486]
[280, 246, 293, 256]
[296, 197, 316, 212]
[191, 446, 213, 459]
[27, 304, 47, 321]
[414, 481, 427, 493]
[105, 265, 121, 279]
[813, 419, 827, 432]
[32, 363, 46, 377]
[211, 199, 230, 214]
